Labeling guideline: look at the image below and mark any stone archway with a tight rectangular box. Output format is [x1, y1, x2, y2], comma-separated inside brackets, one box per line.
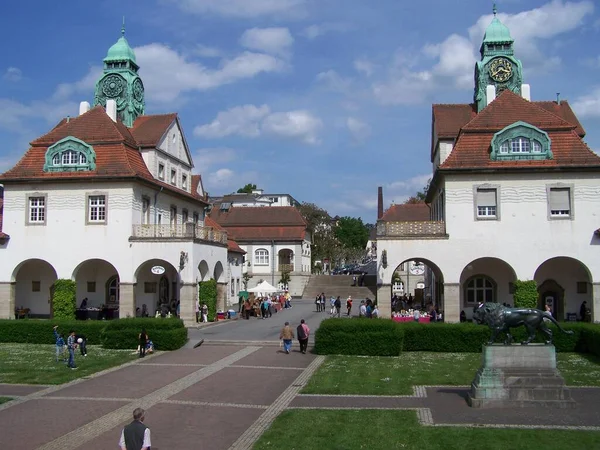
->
[534, 257, 592, 321]
[71, 259, 120, 315]
[198, 260, 210, 282]
[134, 259, 179, 317]
[278, 249, 294, 273]
[12, 259, 58, 318]
[213, 261, 224, 283]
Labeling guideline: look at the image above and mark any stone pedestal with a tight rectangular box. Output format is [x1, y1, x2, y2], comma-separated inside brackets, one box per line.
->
[467, 344, 575, 408]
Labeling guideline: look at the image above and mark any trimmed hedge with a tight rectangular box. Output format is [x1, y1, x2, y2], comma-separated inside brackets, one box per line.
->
[314, 319, 599, 356]
[199, 279, 217, 322]
[315, 318, 404, 356]
[52, 279, 76, 320]
[0, 317, 188, 351]
[0, 319, 106, 344]
[513, 280, 538, 309]
[100, 317, 188, 350]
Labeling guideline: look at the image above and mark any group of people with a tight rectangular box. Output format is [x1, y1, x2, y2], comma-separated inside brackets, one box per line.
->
[195, 302, 209, 323]
[279, 319, 310, 354]
[314, 293, 353, 317]
[53, 325, 87, 369]
[239, 292, 293, 320]
[136, 329, 154, 358]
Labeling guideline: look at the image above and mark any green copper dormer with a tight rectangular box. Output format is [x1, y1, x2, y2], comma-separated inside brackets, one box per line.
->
[44, 136, 96, 172]
[490, 121, 553, 161]
[474, 5, 523, 112]
[94, 21, 145, 127]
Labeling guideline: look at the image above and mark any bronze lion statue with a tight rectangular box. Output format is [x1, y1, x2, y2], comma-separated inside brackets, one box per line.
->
[472, 302, 574, 345]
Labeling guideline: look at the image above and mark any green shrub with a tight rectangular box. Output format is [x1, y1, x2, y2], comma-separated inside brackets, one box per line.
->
[0, 319, 106, 344]
[199, 279, 217, 322]
[314, 318, 404, 356]
[52, 279, 76, 320]
[580, 325, 600, 357]
[100, 317, 188, 350]
[513, 280, 538, 309]
[401, 323, 491, 352]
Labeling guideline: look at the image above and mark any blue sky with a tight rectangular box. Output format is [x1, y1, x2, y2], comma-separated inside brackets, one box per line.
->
[1, 0, 599, 222]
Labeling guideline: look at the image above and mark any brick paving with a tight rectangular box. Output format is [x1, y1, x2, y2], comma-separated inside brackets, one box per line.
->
[1, 332, 600, 450]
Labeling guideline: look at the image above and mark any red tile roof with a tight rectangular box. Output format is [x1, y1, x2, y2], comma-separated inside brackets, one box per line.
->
[0, 106, 207, 205]
[205, 216, 245, 252]
[535, 100, 585, 136]
[433, 103, 477, 138]
[209, 206, 307, 242]
[191, 175, 206, 201]
[462, 91, 574, 132]
[227, 239, 246, 254]
[381, 203, 430, 222]
[131, 114, 177, 147]
[436, 90, 600, 171]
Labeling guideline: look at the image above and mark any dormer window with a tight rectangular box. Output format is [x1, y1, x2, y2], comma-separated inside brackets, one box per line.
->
[182, 174, 188, 189]
[44, 136, 96, 172]
[490, 121, 552, 161]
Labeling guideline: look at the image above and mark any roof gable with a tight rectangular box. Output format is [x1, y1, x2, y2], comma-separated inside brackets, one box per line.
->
[462, 90, 574, 132]
[381, 203, 430, 222]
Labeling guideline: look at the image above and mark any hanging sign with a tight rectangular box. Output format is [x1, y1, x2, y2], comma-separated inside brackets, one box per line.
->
[151, 266, 165, 275]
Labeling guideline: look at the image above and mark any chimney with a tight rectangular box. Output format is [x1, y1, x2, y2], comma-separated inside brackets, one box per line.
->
[556, 92, 561, 105]
[521, 84, 531, 101]
[79, 101, 91, 116]
[486, 85, 496, 106]
[106, 99, 117, 122]
[377, 186, 383, 220]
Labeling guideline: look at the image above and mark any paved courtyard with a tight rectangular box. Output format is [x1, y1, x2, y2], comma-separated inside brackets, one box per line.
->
[0, 299, 599, 449]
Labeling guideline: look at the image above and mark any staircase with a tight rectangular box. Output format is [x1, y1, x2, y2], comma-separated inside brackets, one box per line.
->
[302, 275, 376, 300]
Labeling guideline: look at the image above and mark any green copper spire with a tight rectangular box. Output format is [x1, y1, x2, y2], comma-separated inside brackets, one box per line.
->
[482, 7, 513, 45]
[94, 22, 145, 127]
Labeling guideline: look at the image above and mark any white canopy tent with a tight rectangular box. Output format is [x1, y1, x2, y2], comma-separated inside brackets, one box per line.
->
[247, 280, 280, 296]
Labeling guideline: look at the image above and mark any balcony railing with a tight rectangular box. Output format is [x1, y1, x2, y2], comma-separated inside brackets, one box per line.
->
[376, 220, 447, 239]
[131, 224, 227, 244]
[278, 264, 294, 272]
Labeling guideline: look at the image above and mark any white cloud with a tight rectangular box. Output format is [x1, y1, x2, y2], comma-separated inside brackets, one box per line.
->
[53, 66, 102, 100]
[240, 27, 294, 57]
[194, 105, 270, 138]
[193, 148, 238, 168]
[301, 22, 351, 39]
[262, 110, 323, 144]
[205, 168, 235, 188]
[315, 70, 352, 92]
[194, 44, 222, 58]
[346, 117, 371, 143]
[354, 59, 376, 77]
[3, 67, 22, 82]
[572, 86, 600, 118]
[0, 98, 77, 133]
[174, 0, 306, 18]
[373, 0, 595, 105]
[195, 104, 323, 144]
[135, 44, 286, 104]
[387, 174, 431, 193]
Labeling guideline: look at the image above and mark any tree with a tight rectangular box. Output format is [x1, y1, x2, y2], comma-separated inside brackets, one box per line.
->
[237, 183, 257, 194]
[296, 202, 331, 233]
[334, 217, 369, 250]
[404, 179, 431, 204]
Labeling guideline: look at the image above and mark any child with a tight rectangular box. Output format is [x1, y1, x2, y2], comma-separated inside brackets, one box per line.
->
[52, 325, 66, 362]
[66, 330, 77, 369]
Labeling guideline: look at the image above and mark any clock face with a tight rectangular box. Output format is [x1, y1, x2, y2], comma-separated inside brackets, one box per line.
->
[410, 262, 425, 275]
[101, 74, 125, 98]
[489, 58, 513, 83]
[132, 78, 145, 102]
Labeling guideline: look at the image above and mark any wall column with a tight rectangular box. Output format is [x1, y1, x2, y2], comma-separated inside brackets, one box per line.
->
[0, 282, 16, 320]
[119, 283, 135, 319]
[592, 282, 600, 323]
[216, 282, 227, 314]
[180, 283, 197, 327]
[376, 284, 391, 318]
[443, 282, 460, 323]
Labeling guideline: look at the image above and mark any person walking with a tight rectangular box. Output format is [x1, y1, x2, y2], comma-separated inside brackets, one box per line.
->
[346, 296, 353, 316]
[279, 321, 295, 354]
[66, 330, 77, 369]
[139, 329, 149, 358]
[334, 296, 342, 318]
[320, 293, 326, 313]
[296, 319, 310, 354]
[119, 407, 151, 450]
[201, 302, 209, 323]
[75, 333, 88, 357]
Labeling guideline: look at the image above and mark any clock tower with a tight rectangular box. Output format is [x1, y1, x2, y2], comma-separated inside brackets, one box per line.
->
[94, 22, 145, 127]
[474, 5, 523, 112]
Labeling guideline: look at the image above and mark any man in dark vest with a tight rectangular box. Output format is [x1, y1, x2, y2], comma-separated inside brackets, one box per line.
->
[119, 407, 151, 450]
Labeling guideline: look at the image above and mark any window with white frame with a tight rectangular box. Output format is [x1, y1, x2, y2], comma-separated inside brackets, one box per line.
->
[28, 196, 46, 224]
[170, 206, 177, 226]
[548, 187, 571, 218]
[475, 188, 498, 219]
[88, 195, 106, 223]
[254, 248, 269, 265]
[193, 212, 199, 224]
[465, 276, 495, 304]
[182, 209, 189, 223]
[182, 174, 188, 189]
[158, 163, 165, 180]
[171, 169, 177, 185]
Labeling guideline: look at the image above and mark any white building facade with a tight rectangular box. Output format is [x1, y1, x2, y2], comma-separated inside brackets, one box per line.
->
[376, 12, 600, 323]
[0, 31, 236, 326]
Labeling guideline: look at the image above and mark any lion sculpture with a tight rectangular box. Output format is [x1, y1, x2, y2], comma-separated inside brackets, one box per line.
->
[472, 302, 574, 345]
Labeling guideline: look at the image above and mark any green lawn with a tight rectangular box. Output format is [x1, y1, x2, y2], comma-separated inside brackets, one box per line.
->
[303, 352, 600, 395]
[0, 397, 12, 405]
[0, 344, 138, 385]
[254, 410, 600, 450]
